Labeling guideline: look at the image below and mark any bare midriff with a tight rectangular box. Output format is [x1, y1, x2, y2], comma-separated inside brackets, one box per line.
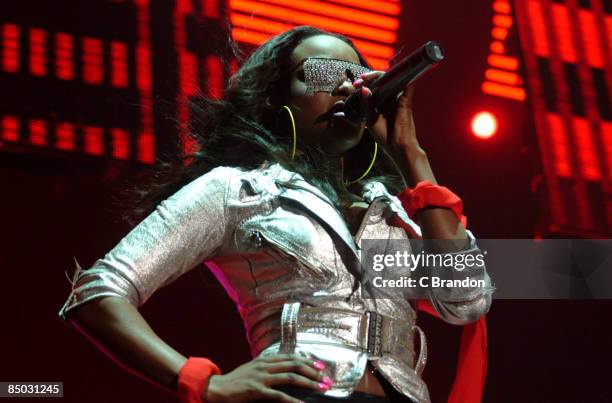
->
[354, 363, 387, 396]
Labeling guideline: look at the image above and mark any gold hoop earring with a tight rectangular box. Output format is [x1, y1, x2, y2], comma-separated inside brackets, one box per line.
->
[279, 105, 297, 161]
[344, 142, 378, 186]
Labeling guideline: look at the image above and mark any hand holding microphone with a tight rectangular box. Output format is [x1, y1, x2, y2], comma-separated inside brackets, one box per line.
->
[347, 41, 445, 124]
[350, 41, 445, 160]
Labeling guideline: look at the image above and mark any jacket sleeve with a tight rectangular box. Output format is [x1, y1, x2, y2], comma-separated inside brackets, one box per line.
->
[388, 195, 495, 325]
[58, 166, 234, 321]
[422, 229, 495, 325]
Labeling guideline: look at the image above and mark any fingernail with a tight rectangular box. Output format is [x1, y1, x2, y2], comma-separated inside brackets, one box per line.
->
[318, 382, 331, 391]
[361, 86, 369, 96]
[352, 78, 364, 87]
[322, 376, 333, 386]
[360, 72, 369, 78]
[313, 360, 326, 370]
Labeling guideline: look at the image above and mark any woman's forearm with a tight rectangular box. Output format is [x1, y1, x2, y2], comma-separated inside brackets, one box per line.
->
[67, 296, 188, 394]
[394, 147, 469, 251]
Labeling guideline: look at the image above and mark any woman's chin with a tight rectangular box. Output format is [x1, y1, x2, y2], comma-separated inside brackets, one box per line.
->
[322, 134, 363, 157]
[306, 119, 364, 156]
[329, 113, 362, 130]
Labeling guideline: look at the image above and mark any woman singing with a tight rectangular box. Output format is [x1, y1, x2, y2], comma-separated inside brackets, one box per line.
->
[58, 26, 494, 403]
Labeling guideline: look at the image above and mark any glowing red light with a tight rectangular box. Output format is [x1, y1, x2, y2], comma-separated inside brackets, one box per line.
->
[111, 128, 130, 159]
[491, 27, 508, 40]
[203, 0, 220, 18]
[490, 41, 505, 54]
[137, 131, 155, 163]
[573, 117, 600, 180]
[578, 10, 604, 68]
[471, 112, 498, 139]
[29, 119, 47, 146]
[135, 0, 154, 165]
[229, 0, 397, 43]
[488, 54, 519, 70]
[29, 28, 47, 76]
[55, 33, 74, 80]
[205, 55, 223, 99]
[111, 41, 128, 88]
[526, 0, 549, 56]
[2, 24, 20, 73]
[482, 81, 526, 100]
[603, 121, 612, 182]
[1, 3, 156, 165]
[1, 115, 19, 141]
[326, 0, 400, 15]
[551, 3, 576, 63]
[84, 126, 104, 155]
[181, 52, 198, 96]
[546, 113, 571, 177]
[493, 1, 511, 14]
[82, 37, 104, 85]
[228, 0, 398, 69]
[493, 15, 513, 28]
[56, 122, 75, 150]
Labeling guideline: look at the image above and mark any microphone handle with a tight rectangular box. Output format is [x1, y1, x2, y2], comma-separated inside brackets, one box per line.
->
[344, 41, 445, 123]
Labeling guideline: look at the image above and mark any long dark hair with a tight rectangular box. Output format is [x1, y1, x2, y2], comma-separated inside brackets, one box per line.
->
[125, 26, 404, 225]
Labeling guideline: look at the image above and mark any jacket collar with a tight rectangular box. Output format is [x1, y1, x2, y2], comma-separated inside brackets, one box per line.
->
[258, 162, 401, 260]
[263, 161, 396, 207]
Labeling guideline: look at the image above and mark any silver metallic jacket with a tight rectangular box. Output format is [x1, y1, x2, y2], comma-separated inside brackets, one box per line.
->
[58, 161, 494, 403]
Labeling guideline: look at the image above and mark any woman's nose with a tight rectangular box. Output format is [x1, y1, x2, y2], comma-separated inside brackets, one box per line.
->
[331, 78, 356, 98]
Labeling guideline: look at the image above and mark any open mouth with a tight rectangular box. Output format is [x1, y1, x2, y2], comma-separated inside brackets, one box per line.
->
[327, 101, 362, 130]
[330, 100, 346, 117]
[315, 100, 350, 124]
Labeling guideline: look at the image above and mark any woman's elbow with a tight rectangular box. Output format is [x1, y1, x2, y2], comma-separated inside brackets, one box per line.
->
[433, 292, 492, 325]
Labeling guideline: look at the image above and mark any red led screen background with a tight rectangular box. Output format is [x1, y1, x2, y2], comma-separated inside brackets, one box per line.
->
[0, 0, 609, 236]
[482, 0, 527, 101]
[173, 0, 402, 155]
[514, 0, 611, 236]
[0, 0, 402, 161]
[0, 1, 155, 163]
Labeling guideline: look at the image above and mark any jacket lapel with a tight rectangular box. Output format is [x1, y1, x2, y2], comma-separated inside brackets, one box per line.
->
[267, 163, 361, 262]
[264, 163, 406, 265]
[274, 181, 361, 262]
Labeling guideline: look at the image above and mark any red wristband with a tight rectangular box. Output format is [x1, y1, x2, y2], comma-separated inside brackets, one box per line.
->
[397, 180, 468, 227]
[177, 357, 221, 403]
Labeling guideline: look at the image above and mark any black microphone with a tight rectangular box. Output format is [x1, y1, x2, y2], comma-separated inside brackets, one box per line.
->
[343, 41, 445, 123]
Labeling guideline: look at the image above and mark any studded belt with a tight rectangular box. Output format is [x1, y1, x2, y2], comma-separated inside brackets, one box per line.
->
[278, 302, 427, 376]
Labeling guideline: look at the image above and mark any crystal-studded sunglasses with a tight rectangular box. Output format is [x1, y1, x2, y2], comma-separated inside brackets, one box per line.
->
[291, 57, 371, 96]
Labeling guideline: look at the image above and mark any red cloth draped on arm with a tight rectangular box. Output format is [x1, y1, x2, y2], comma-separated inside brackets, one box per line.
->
[389, 213, 488, 403]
